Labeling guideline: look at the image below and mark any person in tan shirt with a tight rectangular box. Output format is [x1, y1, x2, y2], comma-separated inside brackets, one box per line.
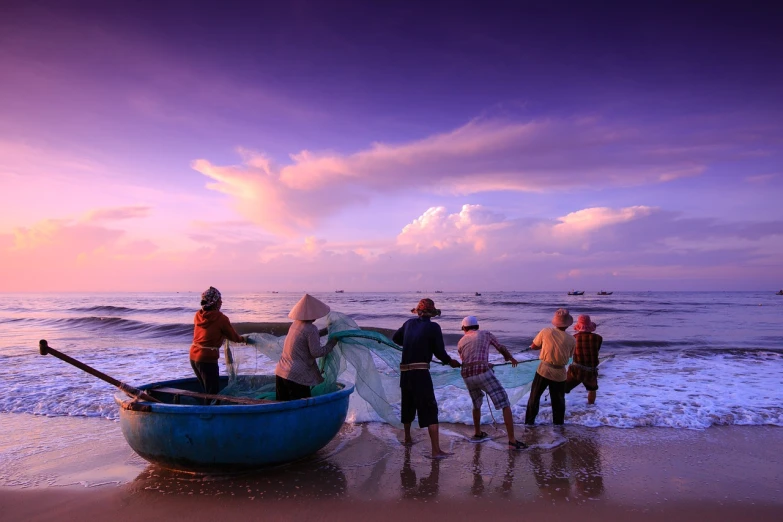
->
[189, 286, 249, 401]
[525, 308, 576, 426]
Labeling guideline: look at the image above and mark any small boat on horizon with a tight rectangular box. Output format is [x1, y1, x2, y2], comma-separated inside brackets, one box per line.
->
[335, 290, 344, 293]
[568, 290, 584, 295]
[777, 290, 783, 295]
[434, 290, 443, 293]
[597, 291, 613, 295]
[475, 292, 482, 296]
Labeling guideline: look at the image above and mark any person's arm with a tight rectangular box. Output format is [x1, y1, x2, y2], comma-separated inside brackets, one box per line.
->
[489, 333, 518, 367]
[529, 330, 544, 350]
[392, 324, 405, 346]
[432, 325, 460, 368]
[220, 315, 246, 343]
[308, 325, 337, 358]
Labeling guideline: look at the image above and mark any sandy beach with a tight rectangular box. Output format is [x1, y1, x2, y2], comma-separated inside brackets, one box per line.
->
[1, 413, 781, 521]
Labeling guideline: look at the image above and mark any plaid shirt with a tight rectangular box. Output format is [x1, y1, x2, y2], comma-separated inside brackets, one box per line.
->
[458, 330, 507, 378]
[572, 332, 602, 368]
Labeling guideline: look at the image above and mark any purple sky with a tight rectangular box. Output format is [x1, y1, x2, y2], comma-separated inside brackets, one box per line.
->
[1, 1, 781, 292]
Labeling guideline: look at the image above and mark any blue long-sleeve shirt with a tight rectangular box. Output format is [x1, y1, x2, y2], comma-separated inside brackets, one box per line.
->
[393, 317, 452, 366]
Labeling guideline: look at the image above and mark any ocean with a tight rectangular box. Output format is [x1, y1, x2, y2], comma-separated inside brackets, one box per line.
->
[1, 291, 781, 429]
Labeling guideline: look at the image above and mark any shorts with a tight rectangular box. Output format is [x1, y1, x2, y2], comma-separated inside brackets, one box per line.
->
[400, 371, 439, 428]
[463, 370, 510, 410]
[565, 365, 599, 392]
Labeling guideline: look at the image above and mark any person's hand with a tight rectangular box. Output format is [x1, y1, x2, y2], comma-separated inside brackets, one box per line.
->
[241, 335, 253, 345]
[449, 359, 461, 368]
[508, 357, 519, 368]
[325, 338, 338, 350]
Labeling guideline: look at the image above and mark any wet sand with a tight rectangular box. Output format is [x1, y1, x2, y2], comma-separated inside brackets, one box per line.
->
[1, 413, 781, 521]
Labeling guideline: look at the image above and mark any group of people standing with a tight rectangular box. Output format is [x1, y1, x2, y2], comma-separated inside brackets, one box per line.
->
[188, 288, 603, 458]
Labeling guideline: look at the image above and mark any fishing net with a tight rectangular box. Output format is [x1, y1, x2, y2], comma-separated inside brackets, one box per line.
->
[222, 311, 540, 427]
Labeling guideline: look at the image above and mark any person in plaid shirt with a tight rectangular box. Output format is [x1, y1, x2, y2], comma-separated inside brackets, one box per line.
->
[457, 316, 527, 450]
[565, 314, 602, 404]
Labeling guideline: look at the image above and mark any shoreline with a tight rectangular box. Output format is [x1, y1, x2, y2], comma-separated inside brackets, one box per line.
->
[1, 413, 781, 520]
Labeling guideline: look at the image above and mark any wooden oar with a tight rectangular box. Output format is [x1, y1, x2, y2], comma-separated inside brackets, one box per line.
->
[38, 339, 161, 403]
[150, 387, 276, 405]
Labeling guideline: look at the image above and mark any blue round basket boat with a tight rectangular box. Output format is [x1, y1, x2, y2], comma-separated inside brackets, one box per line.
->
[114, 376, 353, 473]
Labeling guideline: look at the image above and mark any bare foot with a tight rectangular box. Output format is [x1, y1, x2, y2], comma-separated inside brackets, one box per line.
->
[428, 451, 453, 460]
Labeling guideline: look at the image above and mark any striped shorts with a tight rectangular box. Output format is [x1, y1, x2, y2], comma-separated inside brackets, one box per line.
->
[463, 369, 510, 410]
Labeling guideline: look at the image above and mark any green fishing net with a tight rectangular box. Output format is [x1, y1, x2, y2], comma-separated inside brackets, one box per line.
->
[222, 311, 540, 427]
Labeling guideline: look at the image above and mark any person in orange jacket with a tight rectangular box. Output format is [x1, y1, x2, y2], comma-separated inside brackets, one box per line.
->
[189, 286, 248, 400]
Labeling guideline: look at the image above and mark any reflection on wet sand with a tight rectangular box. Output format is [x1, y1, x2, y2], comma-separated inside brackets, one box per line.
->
[108, 422, 608, 505]
[127, 460, 348, 499]
[531, 443, 571, 501]
[469, 442, 485, 497]
[499, 447, 517, 497]
[572, 436, 604, 498]
[528, 427, 605, 502]
[400, 447, 440, 499]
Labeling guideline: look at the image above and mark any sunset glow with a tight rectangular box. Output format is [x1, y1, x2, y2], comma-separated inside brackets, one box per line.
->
[1, 2, 781, 292]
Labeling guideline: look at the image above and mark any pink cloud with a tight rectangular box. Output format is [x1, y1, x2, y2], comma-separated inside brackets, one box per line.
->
[552, 206, 656, 235]
[83, 206, 152, 223]
[3, 202, 780, 292]
[192, 117, 743, 235]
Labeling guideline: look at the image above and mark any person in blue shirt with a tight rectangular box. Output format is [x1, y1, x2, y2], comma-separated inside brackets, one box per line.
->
[393, 298, 461, 459]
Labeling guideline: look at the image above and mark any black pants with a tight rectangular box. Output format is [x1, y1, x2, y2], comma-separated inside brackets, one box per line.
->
[190, 360, 219, 404]
[525, 372, 566, 425]
[276, 375, 312, 401]
[400, 371, 439, 428]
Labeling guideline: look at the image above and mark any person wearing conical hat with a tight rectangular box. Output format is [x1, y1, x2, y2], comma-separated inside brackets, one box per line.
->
[190, 287, 250, 402]
[525, 308, 576, 426]
[565, 315, 602, 404]
[392, 298, 461, 459]
[275, 294, 338, 401]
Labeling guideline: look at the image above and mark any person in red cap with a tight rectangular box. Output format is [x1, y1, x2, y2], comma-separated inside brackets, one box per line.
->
[525, 308, 576, 426]
[393, 298, 461, 458]
[565, 314, 602, 404]
[189, 286, 249, 402]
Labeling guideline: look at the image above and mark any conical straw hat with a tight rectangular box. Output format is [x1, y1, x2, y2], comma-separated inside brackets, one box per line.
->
[288, 293, 331, 321]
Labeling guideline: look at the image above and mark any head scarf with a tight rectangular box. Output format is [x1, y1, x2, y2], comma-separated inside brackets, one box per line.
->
[200, 286, 222, 310]
[411, 298, 441, 318]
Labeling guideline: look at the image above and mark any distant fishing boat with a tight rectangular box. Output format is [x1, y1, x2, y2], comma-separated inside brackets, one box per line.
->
[597, 291, 613, 295]
[475, 292, 482, 296]
[434, 290, 443, 293]
[271, 291, 279, 294]
[568, 290, 584, 295]
[777, 290, 783, 295]
[335, 290, 344, 293]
